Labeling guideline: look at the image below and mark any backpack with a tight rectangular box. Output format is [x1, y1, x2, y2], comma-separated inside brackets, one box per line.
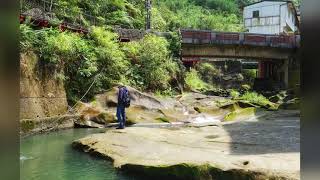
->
[121, 87, 131, 108]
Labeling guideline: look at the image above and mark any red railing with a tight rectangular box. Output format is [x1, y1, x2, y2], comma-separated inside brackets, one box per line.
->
[181, 29, 300, 48]
[215, 33, 239, 41]
[244, 34, 266, 43]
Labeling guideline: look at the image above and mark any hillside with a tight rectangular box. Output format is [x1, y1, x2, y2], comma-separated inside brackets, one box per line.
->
[20, 0, 301, 104]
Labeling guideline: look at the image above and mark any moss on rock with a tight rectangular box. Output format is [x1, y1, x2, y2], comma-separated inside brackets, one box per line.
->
[224, 107, 256, 121]
[120, 162, 286, 180]
[20, 120, 35, 133]
[120, 163, 216, 180]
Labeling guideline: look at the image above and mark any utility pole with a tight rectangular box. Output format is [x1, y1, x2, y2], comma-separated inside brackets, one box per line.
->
[145, 0, 151, 31]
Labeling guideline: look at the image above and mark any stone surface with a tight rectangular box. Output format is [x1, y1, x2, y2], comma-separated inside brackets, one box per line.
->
[95, 86, 168, 110]
[20, 52, 71, 136]
[74, 119, 105, 129]
[90, 90, 232, 126]
[20, 115, 79, 137]
[279, 98, 300, 110]
[20, 52, 68, 119]
[73, 111, 300, 180]
[74, 90, 275, 128]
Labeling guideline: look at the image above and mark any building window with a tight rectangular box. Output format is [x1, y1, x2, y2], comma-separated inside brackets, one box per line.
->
[253, 10, 259, 18]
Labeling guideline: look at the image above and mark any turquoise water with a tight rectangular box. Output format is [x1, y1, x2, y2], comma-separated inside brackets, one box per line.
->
[20, 129, 133, 180]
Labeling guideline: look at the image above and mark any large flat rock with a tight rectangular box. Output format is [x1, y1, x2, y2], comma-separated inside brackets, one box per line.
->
[73, 114, 300, 180]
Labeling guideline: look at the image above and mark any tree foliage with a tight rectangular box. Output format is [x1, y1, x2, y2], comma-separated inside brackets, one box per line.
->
[122, 34, 179, 91]
[22, 0, 247, 31]
[20, 0, 274, 101]
[196, 62, 221, 84]
[20, 24, 182, 101]
[185, 69, 209, 91]
[153, 0, 244, 31]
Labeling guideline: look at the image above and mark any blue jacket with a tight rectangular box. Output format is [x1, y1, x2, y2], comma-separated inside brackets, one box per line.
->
[117, 87, 126, 106]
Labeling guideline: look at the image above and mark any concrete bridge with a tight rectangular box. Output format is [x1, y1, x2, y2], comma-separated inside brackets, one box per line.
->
[181, 29, 300, 61]
[181, 29, 301, 89]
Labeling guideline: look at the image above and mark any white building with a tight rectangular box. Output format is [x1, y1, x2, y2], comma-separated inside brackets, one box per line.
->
[243, 0, 299, 34]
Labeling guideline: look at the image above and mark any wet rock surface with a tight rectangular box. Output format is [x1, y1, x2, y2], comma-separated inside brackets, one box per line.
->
[77, 87, 233, 128]
[20, 115, 79, 137]
[73, 111, 300, 180]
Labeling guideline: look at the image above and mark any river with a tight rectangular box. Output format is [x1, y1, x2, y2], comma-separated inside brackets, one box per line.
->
[20, 129, 132, 180]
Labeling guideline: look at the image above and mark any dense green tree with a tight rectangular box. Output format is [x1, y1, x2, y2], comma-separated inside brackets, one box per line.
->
[20, 0, 265, 101]
[125, 34, 179, 90]
[193, 0, 239, 14]
[153, 0, 244, 31]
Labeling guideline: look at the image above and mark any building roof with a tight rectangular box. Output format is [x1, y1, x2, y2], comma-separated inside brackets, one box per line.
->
[244, 0, 294, 7]
[244, 0, 300, 30]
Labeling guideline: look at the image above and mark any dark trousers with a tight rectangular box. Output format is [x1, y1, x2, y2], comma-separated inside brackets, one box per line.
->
[116, 105, 126, 128]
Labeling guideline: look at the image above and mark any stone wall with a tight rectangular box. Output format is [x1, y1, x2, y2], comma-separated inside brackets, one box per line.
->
[20, 52, 68, 120]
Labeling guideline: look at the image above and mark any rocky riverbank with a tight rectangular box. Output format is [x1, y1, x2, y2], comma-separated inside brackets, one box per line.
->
[20, 85, 297, 138]
[73, 86, 257, 128]
[20, 115, 79, 137]
[18, 85, 241, 136]
[72, 110, 300, 180]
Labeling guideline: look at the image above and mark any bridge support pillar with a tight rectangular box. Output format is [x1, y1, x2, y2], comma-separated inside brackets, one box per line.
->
[284, 59, 289, 88]
[258, 61, 265, 78]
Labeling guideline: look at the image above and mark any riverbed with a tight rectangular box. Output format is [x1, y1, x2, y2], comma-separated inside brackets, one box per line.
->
[20, 129, 131, 180]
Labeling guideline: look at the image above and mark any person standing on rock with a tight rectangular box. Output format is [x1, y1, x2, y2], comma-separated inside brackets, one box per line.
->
[117, 85, 131, 129]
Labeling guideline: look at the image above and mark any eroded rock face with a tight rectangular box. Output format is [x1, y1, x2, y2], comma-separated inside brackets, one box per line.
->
[20, 115, 78, 137]
[95, 86, 169, 110]
[91, 89, 229, 125]
[77, 88, 267, 127]
[20, 52, 68, 120]
[72, 114, 300, 180]
[20, 52, 71, 136]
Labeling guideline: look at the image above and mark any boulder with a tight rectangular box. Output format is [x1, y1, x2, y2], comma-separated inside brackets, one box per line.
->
[90, 111, 116, 124]
[235, 73, 244, 81]
[95, 86, 167, 110]
[204, 89, 230, 97]
[74, 119, 105, 128]
[222, 75, 233, 81]
[279, 98, 300, 110]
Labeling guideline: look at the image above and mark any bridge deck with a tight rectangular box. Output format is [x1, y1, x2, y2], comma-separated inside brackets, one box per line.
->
[181, 29, 300, 61]
[181, 29, 300, 49]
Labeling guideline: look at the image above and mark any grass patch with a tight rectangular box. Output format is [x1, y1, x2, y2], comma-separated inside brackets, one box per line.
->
[185, 69, 209, 91]
[224, 107, 256, 121]
[237, 92, 278, 110]
[20, 120, 35, 133]
[156, 117, 171, 123]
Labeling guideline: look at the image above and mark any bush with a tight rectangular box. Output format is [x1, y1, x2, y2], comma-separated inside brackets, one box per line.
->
[121, 41, 141, 63]
[196, 62, 221, 84]
[21, 24, 183, 103]
[237, 91, 277, 110]
[20, 24, 37, 51]
[185, 69, 209, 91]
[166, 31, 181, 58]
[130, 34, 179, 91]
[155, 87, 175, 97]
[90, 26, 129, 86]
[20, 25, 133, 103]
[230, 89, 240, 99]
[242, 69, 257, 83]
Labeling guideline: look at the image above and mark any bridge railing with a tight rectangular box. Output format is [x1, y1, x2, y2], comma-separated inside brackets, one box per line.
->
[181, 29, 300, 49]
[20, 0, 98, 29]
[19, 0, 148, 40]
